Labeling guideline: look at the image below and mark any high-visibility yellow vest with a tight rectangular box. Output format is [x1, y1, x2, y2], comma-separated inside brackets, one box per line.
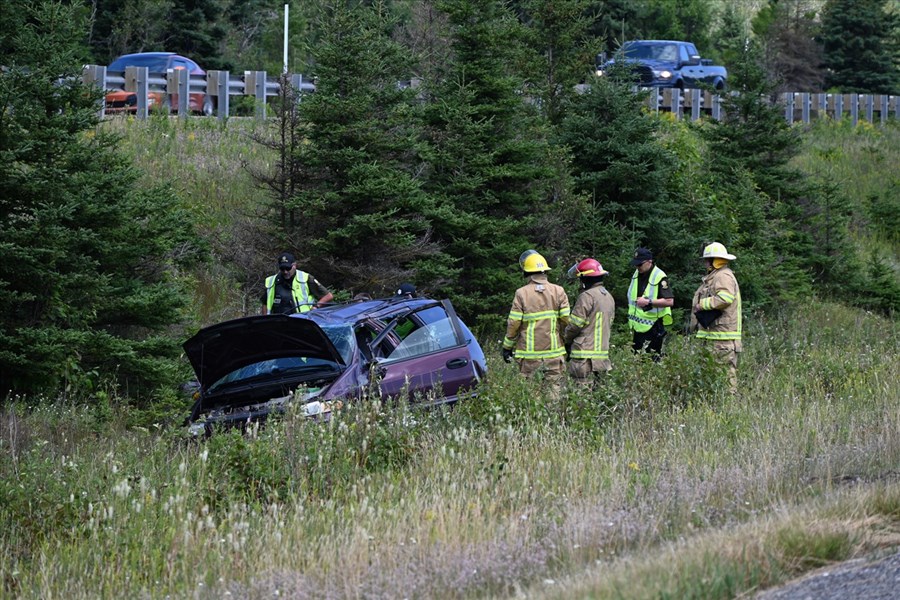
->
[627, 266, 673, 333]
[266, 271, 312, 314]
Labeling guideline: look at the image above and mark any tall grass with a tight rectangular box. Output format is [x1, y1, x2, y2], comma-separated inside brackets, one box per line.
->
[2, 301, 897, 598]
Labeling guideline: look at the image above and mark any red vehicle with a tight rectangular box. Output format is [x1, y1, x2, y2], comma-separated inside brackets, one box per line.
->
[104, 52, 213, 115]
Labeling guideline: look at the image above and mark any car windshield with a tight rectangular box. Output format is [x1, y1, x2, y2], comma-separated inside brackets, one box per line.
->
[108, 55, 170, 71]
[624, 43, 678, 62]
[207, 323, 355, 392]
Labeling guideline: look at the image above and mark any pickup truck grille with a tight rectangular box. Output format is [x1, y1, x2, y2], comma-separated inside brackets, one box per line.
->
[635, 66, 654, 85]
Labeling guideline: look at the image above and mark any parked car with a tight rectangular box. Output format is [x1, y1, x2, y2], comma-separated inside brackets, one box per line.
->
[183, 296, 487, 435]
[104, 52, 213, 115]
[596, 40, 727, 90]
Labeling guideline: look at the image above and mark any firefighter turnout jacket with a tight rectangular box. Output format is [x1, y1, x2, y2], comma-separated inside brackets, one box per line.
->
[503, 274, 571, 360]
[564, 283, 615, 372]
[690, 265, 742, 350]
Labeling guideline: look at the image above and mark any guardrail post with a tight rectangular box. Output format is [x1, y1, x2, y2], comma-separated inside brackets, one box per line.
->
[83, 65, 107, 118]
[690, 88, 702, 121]
[126, 66, 149, 120]
[863, 95, 874, 123]
[893, 96, 900, 120]
[783, 92, 794, 124]
[879, 95, 888, 124]
[255, 71, 267, 119]
[209, 70, 230, 120]
[849, 93, 858, 126]
[672, 88, 682, 120]
[177, 68, 190, 118]
[711, 93, 722, 120]
[800, 93, 810, 124]
[814, 93, 826, 119]
[834, 94, 843, 120]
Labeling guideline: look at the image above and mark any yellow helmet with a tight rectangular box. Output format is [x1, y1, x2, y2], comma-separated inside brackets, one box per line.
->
[701, 242, 736, 260]
[519, 249, 549, 273]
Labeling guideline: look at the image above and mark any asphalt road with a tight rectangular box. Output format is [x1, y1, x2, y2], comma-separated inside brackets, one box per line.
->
[755, 549, 900, 599]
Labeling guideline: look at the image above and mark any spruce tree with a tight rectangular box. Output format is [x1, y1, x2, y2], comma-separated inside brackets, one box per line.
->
[0, 2, 199, 397]
[820, 0, 900, 94]
[420, 0, 557, 319]
[275, 1, 445, 296]
[556, 66, 679, 294]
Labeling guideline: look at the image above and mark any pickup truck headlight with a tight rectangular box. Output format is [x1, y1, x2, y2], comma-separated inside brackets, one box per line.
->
[595, 69, 605, 77]
[657, 70, 673, 79]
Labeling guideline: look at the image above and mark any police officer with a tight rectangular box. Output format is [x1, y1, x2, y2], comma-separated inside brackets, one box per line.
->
[502, 250, 571, 401]
[563, 258, 614, 386]
[261, 252, 333, 315]
[690, 242, 742, 394]
[627, 247, 674, 358]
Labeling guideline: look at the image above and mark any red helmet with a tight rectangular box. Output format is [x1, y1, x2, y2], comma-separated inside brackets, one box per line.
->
[567, 258, 609, 279]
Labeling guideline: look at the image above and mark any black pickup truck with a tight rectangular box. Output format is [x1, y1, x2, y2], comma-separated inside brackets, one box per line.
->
[596, 40, 727, 90]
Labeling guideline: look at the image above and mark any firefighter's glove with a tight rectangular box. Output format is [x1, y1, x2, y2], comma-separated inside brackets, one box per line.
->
[501, 348, 514, 364]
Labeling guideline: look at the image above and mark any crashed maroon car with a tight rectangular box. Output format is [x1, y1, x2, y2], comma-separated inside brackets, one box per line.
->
[184, 297, 486, 435]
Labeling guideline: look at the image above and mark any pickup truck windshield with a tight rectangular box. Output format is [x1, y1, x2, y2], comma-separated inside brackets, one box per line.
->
[624, 43, 678, 62]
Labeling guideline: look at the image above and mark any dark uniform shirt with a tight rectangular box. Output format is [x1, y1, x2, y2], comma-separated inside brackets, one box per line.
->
[636, 270, 674, 300]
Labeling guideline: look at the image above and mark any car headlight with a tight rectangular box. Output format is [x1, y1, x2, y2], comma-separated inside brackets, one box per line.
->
[657, 70, 673, 79]
[595, 69, 605, 77]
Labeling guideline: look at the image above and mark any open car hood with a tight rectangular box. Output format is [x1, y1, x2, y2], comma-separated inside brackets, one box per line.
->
[183, 315, 345, 389]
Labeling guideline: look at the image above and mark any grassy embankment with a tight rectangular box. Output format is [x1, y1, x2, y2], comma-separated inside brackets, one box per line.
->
[1, 116, 897, 598]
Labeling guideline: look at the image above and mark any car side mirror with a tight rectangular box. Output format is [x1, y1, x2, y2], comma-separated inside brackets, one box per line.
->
[685, 55, 701, 67]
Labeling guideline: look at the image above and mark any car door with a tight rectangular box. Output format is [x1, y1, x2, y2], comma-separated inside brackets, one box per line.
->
[369, 300, 476, 405]
[679, 44, 702, 88]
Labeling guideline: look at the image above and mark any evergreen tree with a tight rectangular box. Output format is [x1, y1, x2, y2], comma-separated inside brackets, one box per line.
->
[421, 0, 557, 319]
[710, 2, 748, 69]
[752, 0, 824, 92]
[820, 0, 900, 94]
[518, 0, 597, 125]
[164, 0, 229, 69]
[556, 67, 682, 303]
[0, 2, 199, 397]
[700, 41, 857, 304]
[274, 1, 444, 295]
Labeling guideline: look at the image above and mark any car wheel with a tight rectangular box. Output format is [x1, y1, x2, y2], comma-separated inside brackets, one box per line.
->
[714, 79, 726, 92]
[201, 96, 214, 117]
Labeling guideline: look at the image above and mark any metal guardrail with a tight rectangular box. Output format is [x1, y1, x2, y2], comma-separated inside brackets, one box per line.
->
[643, 88, 900, 125]
[82, 65, 315, 121]
[86, 64, 899, 126]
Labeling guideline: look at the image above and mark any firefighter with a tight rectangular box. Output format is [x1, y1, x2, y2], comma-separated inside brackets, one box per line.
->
[563, 258, 614, 386]
[502, 250, 571, 401]
[690, 242, 742, 393]
[261, 252, 333, 315]
[627, 247, 674, 359]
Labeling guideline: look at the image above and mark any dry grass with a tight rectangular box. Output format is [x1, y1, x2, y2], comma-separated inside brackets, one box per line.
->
[1, 300, 898, 598]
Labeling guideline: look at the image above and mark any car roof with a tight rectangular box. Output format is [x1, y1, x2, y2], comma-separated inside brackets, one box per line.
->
[308, 297, 439, 325]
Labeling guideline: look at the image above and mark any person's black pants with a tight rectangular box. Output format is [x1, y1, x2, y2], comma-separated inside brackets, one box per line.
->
[632, 320, 667, 358]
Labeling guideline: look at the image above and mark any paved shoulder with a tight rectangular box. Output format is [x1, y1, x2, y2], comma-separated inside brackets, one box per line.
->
[756, 549, 900, 600]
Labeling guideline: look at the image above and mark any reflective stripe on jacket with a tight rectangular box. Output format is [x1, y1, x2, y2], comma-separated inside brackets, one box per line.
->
[564, 284, 614, 364]
[503, 274, 570, 359]
[691, 266, 742, 346]
[266, 271, 312, 314]
[627, 265, 673, 332]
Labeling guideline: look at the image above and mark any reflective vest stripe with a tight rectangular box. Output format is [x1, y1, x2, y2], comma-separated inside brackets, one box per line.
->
[697, 330, 741, 340]
[571, 350, 609, 359]
[515, 348, 567, 358]
[570, 313, 588, 327]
